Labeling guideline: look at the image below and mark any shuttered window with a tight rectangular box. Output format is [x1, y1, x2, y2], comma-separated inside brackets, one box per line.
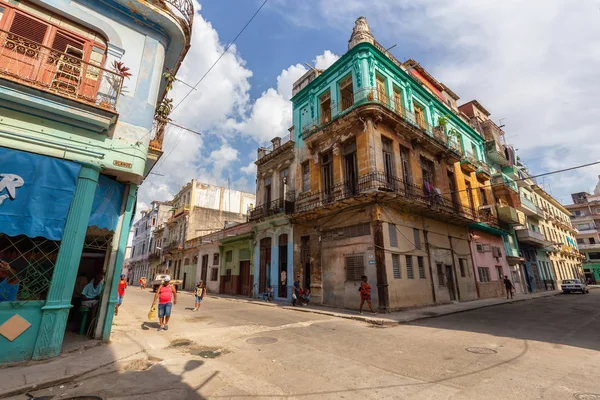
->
[392, 254, 401, 279]
[388, 223, 398, 248]
[406, 256, 414, 279]
[51, 31, 84, 54]
[417, 256, 425, 279]
[413, 228, 421, 249]
[9, 12, 48, 44]
[345, 254, 364, 281]
[459, 259, 466, 277]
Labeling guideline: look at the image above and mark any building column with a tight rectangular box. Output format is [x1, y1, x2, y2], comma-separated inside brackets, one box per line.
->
[100, 184, 137, 341]
[32, 165, 100, 360]
[252, 244, 260, 297]
[372, 206, 389, 313]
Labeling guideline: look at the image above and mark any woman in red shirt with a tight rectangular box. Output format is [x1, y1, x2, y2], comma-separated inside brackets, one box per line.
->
[115, 274, 127, 316]
[359, 275, 376, 314]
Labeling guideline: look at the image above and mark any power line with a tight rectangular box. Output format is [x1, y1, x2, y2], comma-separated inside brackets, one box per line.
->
[445, 160, 600, 198]
[172, 0, 268, 112]
[155, 0, 268, 171]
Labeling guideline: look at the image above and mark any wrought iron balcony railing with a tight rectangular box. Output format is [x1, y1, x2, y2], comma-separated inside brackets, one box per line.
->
[294, 172, 478, 222]
[148, 0, 194, 31]
[248, 192, 296, 221]
[0, 29, 124, 112]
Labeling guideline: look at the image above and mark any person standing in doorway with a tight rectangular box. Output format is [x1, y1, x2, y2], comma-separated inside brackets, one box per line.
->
[115, 274, 127, 316]
[359, 275, 375, 314]
[193, 280, 205, 311]
[503, 275, 514, 299]
[153, 276, 177, 331]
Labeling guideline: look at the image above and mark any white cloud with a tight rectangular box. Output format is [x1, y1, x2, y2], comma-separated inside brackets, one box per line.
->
[277, 63, 307, 100]
[241, 161, 257, 176]
[209, 142, 239, 178]
[273, 0, 600, 203]
[313, 50, 339, 69]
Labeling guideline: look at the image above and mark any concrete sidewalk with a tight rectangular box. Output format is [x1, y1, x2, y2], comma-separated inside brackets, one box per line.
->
[0, 336, 145, 398]
[213, 290, 567, 326]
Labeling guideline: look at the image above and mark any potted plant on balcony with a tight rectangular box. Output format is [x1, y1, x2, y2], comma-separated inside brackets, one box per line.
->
[100, 61, 132, 109]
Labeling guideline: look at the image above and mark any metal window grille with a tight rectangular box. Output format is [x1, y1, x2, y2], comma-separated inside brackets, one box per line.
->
[437, 263, 445, 286]
[225, 250, 233, 262]
[417, 256, 425, 279]
[388, 224, 398, 248]
[478, 267, 491, 283]
[0, 234, 60, 305]
[213, 253, 219, 265]
[322, 223, 370, 241]
[406, 255, 414, 279]
[345, 254, 364, 281]
[210, 268, 218, 281]
[392, 254, 401, 279]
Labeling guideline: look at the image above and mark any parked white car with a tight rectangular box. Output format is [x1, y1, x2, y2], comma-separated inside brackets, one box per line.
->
[561, 279, 589, 294]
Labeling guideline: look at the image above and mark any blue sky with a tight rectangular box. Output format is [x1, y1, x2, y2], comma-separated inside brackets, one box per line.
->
[137, 0, 600, 213]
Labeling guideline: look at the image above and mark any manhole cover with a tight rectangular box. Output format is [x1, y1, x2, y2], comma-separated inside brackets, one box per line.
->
[246, 336, 278, 345]
[574, 394, 600, 400]
[466, 347, 497, 354]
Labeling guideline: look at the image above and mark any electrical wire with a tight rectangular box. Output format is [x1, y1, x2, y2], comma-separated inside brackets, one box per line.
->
[152, 0, 268, 171]
[172, 0, 268, 112]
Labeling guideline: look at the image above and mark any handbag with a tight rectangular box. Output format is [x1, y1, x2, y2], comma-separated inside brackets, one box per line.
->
[148, 304, 157, 321]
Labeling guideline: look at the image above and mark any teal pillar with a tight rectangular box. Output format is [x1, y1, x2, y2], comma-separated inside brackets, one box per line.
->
[101, 184, 137, 341]
[32, 165, 100, 360]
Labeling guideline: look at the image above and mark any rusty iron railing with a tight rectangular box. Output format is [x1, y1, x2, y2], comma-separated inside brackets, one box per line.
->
[147, 0, 194, 31]
[0, 29, 124, 111]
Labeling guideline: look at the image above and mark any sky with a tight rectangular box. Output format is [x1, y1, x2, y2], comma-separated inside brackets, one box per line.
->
[137, 0, 600, 214]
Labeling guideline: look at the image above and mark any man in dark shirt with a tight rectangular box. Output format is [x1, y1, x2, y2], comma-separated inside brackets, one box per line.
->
[503, 275, 514, 299]
[293, 276, 301, 306]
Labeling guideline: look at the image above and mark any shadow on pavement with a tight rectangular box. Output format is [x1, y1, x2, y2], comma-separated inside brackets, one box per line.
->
[410, 292, 600, 351]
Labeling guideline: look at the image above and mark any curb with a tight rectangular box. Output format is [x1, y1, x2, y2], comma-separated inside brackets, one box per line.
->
[207, 291, 563, 326]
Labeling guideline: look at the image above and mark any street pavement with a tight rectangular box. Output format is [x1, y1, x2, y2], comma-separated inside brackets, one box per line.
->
[11, 288, 600, 400]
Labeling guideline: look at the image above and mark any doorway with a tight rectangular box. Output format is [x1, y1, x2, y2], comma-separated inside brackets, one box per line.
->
[343, 140, 358, 196]
[278, 234, 288, 298]
[201, 254, 208, 283]
[259, 238, 271, 294]
[239, 260, 251, 296]
[445, 265, 456, 301]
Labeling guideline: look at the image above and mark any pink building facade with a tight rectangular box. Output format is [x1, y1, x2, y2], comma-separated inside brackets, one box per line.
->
[469, 230, 514, 299]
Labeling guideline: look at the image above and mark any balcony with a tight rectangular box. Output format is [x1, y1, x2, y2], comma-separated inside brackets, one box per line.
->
[504, 246, 525, 265]
[491, 173, 519, 194]
[148, 252, 161, 261]
[484, 140, 508, 166]
[519, 195, 545, 219]
[579, 243, 600, 251]
[460, 153, 478, 174]
[147, 0, 194, 32]
[173, 205, 190, 217]
[0, 29, 124, 112]
[475, 161, 492, 181]
[577, 228, 599, 235]
[497, 204, 526, 225]
[248, 194, 296, 221]
[294, 172, 477, 225]
[515, 228, 549, 247]
[163, 240, 183, 253]
[301, 88, 462, 164]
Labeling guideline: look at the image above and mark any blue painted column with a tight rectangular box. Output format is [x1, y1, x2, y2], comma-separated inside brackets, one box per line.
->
[101, 184, 137, 341]
[32, 165, 100, 360]
[271, 241, 279, 298]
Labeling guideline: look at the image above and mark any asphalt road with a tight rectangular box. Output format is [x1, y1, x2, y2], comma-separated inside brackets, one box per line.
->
[19, 288, 600, 400]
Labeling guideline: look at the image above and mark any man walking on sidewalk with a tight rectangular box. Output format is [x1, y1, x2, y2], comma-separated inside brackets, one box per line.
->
[503, 275, 514, 299]
[152, 276, 177, 331]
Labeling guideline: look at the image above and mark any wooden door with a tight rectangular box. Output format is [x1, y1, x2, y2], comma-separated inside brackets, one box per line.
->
[259, 238, 271, 294]
[239, 261, 251, 296]
[445, 265, 456, 301]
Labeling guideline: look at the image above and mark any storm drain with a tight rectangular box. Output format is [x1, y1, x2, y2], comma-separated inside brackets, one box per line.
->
[574, 394, 600, 400]
[246, 336, 278, 345]
[465, 347, 497, 355]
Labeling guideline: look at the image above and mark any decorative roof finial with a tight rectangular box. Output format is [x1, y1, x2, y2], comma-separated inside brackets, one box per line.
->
[348, 16, 374, 50]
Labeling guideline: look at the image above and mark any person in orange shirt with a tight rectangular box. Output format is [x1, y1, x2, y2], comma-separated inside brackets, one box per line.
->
[359, 275, 375, 314]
